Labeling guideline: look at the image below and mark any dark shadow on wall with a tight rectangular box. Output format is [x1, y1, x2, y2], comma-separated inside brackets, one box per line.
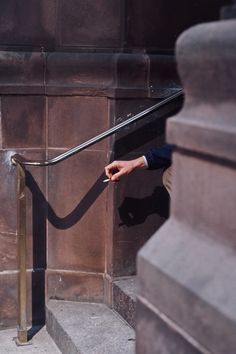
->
[113, 98, 183, 159]
[25, 170, 107, 337]
[47, 173, 107, 229]
[26, 170, 47, 338]
[118, 186, 170, 227]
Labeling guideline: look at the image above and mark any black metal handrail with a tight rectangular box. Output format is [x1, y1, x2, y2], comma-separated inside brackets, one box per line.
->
[11, 89, 183, 167]
[11, 88, 183, 346]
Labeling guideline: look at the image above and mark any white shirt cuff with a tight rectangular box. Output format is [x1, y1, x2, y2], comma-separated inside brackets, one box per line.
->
[142, 155, 149, 168]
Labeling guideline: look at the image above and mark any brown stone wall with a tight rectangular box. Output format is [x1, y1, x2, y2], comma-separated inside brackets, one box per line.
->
[0, 0, 229, 328]
[0, 0, 230, 51]
[47, 96, 109, 302]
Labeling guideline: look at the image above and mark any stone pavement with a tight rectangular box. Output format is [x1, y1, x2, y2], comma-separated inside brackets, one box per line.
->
[0, 326, 61, 354]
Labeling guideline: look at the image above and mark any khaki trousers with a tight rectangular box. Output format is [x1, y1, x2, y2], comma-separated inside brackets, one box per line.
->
[162, 166, 172, 196]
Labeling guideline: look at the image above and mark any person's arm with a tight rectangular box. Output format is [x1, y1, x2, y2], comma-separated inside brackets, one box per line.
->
[104, 144, 173, 182]
[144, 144, 173, 170]
[104, 156, 146, 182]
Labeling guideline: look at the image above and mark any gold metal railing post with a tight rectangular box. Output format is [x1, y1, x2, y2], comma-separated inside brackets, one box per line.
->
[15, 163, 28, 345]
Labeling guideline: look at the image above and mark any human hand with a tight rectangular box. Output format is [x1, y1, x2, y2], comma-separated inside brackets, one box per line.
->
[104, 157, 146, 182]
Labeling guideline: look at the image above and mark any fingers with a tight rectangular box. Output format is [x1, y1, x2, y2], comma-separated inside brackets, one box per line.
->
[104, 160, 126, 182]
[104, 157, 143, 183]
[110, 170, 123, 181]
[104, 161, 118, 179]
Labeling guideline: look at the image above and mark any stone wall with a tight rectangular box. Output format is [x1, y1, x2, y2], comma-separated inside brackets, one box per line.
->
[0, 0, 228, 328]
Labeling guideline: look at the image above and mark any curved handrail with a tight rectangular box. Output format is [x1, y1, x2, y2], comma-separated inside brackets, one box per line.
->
[12, 87, 183, 345]
[11, 89, 183, 167]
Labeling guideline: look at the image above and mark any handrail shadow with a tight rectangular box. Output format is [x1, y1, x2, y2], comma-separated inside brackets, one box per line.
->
[25, 170, 169, 336]
[25, 170, 107, 337]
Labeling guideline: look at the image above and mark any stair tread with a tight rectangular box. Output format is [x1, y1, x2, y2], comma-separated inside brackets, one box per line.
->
[113, 276, 138, 301]
[47, 300, 135, 354]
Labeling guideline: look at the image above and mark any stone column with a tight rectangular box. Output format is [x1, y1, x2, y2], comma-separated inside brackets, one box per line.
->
[137, 19, 236, 354]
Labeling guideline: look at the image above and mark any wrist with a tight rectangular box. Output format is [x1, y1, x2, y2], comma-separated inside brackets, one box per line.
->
[133, 156, 147, 169]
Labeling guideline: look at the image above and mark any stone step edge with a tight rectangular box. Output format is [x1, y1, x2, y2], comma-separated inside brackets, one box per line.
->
[112, 276, 138, 328]
[46, 300, 135, 354]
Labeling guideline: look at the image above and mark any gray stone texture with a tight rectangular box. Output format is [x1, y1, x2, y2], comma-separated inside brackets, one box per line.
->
[0, 326, 61, 354]
[137, 18, 236, 354]
[46, 300, 135, 354]
[113, 276, 138, 328]
[136, 299, 204, 354]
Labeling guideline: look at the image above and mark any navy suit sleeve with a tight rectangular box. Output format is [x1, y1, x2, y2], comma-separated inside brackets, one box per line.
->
[144, 144, 173, 170]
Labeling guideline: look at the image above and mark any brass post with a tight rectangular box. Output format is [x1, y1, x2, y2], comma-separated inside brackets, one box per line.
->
[15, 163, 28, 345]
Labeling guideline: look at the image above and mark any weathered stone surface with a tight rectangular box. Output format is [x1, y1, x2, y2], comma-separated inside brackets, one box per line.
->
[138, 219, 236, 354]
[46, 300, 135, 354]
[0, 0, 227, 51]
[0, 233, 17, 271]
[1, 96, 46, 148]
[46, 52, 115, 95]
[0, 51, 45, 93]
[171, 152, 236, 248]
[47, 150, 107, 273]
[149, 55, 181, 95]
[113, 276, 138, 328]
[0, 51, 180, 97]
[0, 326, 61, 354]
[46, 52, 178, 97]
[59, 0, 122, 48]
[0, 149, 45, 239]
[167, 20, 236, 163]
[48, 96, 108, 150]
[0, 272, 17, 328]
[0, 0, 57, 48]
[47, 270, 104, 303]
[136, 299, 205, 354]
[137, 17, 236, 354]
[0, 270, 45, 329]
[0, 150, 17, 234]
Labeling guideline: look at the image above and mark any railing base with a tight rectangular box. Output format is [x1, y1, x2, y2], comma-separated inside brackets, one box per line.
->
[14, 338, 32, 346]
[14, 328, 32, 346]
[14, 336, 32, 347]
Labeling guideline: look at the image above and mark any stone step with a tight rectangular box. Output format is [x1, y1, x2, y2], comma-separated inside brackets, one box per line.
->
[46, 300, 135, 354]
[112, 276, 138, 328]
[0, 326, 61, 354]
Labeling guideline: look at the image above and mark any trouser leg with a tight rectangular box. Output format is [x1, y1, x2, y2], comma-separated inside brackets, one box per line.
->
[162, 165, 172, 196]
